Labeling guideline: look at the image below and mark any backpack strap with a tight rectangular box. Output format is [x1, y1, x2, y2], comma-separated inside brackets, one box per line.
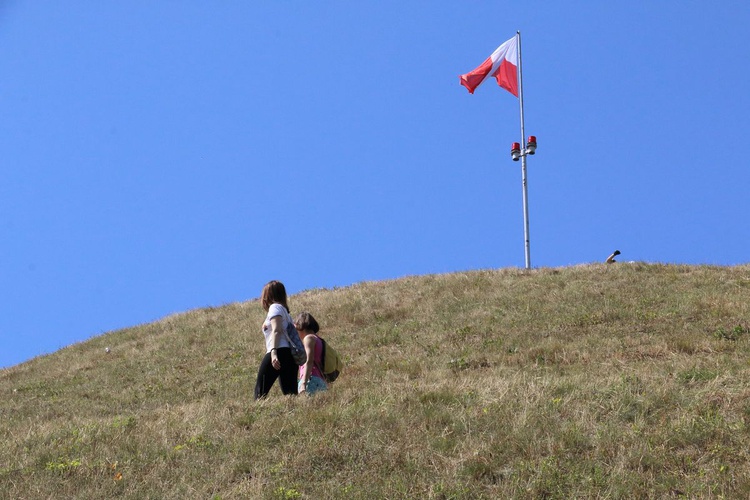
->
[318, 337, 327, 373]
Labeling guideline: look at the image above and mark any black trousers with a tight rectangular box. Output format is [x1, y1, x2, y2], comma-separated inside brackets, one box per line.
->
[254, 347, 298, 399]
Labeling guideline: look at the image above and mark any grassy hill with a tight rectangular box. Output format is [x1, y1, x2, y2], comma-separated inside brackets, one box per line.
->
[2, 263, 750, 499]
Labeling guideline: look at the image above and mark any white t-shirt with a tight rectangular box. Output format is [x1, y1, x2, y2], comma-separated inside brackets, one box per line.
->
[263, 303, 292, 353]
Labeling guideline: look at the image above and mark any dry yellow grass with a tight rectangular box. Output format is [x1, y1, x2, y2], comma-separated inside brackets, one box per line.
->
[2, 263, 750, 498]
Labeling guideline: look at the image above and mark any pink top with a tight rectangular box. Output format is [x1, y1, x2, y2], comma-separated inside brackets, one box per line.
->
[298, 335, 325, 380]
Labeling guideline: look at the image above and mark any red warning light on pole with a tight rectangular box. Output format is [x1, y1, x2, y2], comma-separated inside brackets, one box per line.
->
[511, 142, 521, 161]
[526, 136, 537, 155]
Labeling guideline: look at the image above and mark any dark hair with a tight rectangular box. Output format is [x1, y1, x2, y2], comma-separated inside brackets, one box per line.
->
[294, 311, 319, 334]
[261, 280, 289, 312]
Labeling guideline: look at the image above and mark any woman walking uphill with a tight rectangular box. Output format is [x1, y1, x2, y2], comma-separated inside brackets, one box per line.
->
[254, 280, 298, 399]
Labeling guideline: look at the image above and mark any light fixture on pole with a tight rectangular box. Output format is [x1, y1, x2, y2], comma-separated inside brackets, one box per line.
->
[526, 136, 537, 155]
[509, 135, 537, 270]
[511, 136, 537, 161]
[511, 142, 521, 161]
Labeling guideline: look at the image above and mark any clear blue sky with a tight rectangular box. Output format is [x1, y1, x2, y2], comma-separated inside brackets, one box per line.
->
[2, 2, 749, 369]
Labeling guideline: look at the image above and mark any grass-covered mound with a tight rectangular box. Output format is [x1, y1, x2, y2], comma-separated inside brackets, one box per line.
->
[2, 263, 750, 498]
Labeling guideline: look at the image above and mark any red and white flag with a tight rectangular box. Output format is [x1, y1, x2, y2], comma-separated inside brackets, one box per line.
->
[460, 36, 518, 96]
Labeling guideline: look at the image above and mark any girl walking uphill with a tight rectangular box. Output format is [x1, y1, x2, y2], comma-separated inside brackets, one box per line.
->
[254, 280, 298, 399]
[294, 311, 328, 396]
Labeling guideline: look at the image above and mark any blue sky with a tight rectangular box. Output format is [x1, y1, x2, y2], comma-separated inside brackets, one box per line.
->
[2, 2, 749, 369]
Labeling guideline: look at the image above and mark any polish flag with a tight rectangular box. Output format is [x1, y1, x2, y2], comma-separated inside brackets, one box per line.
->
[460, 36, 518, 96]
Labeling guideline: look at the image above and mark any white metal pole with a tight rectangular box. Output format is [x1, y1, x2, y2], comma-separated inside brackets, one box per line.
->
[516, 30, 531, 270]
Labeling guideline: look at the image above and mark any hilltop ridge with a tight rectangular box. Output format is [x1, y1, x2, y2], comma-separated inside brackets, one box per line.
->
[2, 263, 750, 498]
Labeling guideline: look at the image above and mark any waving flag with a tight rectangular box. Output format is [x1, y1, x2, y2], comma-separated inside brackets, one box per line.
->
[459, 36, 519, 96]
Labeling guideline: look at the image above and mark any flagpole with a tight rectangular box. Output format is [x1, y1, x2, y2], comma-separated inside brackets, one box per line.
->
[516, 30, 531, 270]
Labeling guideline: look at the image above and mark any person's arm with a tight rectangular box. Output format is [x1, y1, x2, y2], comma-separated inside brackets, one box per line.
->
[300, 334, 316, 391]
[269, 315, 283, 370]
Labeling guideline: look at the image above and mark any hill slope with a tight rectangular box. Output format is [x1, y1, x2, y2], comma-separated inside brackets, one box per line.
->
[2, 264, 750, 498]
